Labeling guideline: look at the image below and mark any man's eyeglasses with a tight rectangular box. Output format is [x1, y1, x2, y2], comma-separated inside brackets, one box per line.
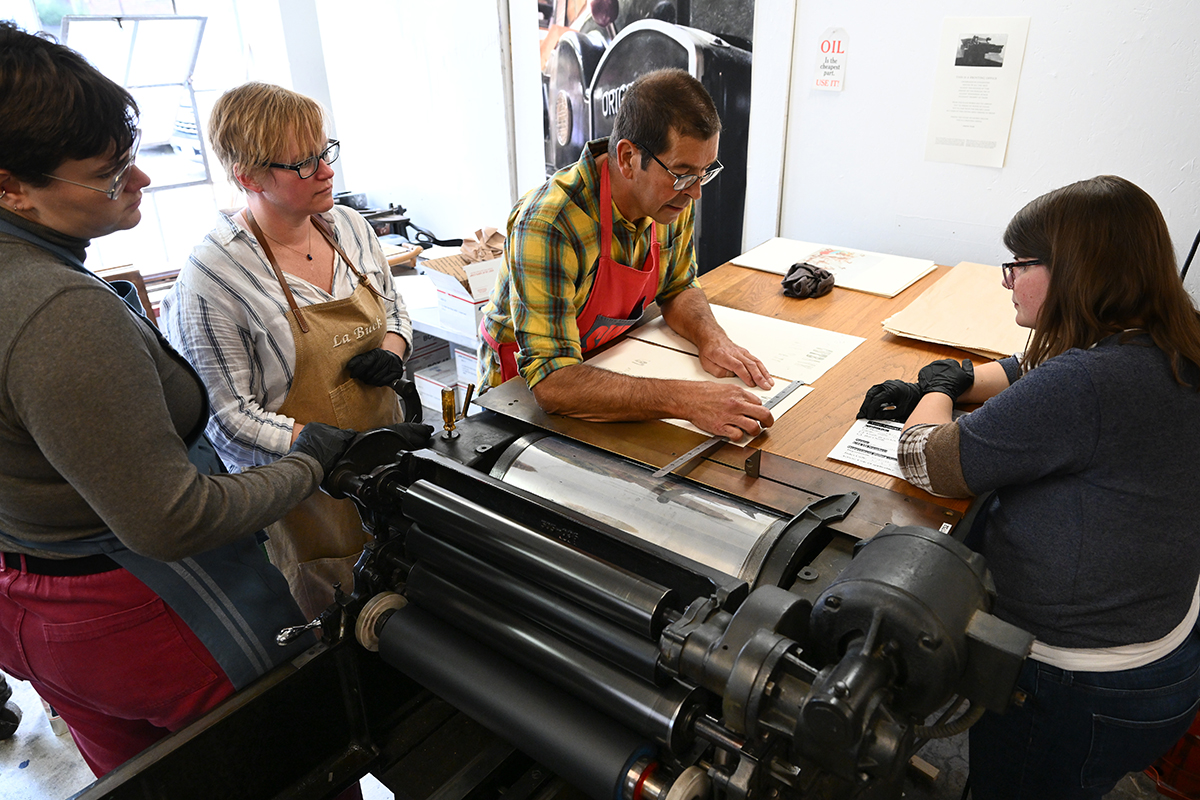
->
[1001, 259, 1046, 290]
[633, 140, 723, 191]
[43, 130, 142, 201]
[267, 140, 340, 179]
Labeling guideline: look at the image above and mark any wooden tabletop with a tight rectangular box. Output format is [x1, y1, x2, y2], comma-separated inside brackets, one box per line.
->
[476, 261, 977, 535]
[699, 262, 972, 511]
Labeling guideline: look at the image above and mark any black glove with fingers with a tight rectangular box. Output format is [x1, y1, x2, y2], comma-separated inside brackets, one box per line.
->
[375, 422, 434, 451]
[288, 422, 357, 477]
[917, 358, 975, 401]
[857, 379, 922, 421]
[346, 348, 406, 386]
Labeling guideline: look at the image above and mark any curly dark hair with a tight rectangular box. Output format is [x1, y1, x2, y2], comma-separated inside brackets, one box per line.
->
[0, 21, 138, 184]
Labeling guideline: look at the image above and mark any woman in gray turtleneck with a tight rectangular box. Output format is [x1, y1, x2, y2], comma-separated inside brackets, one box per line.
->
[0, 21, 360, 778]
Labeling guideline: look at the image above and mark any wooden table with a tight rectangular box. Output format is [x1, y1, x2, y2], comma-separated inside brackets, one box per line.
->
[476, 262, 976, 538]
[701, 263, 972, 503]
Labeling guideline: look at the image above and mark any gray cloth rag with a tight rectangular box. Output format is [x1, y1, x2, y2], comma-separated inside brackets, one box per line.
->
[781, 261, 835, 298]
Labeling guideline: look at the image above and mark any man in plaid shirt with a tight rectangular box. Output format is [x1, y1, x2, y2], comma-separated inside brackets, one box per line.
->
[480, 69, 773, 441]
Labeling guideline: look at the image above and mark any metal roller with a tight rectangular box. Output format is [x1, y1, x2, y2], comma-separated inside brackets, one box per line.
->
[406, 525, 663, 683]
[490, 434, 790, 582]
[376, 602, 656, 800]
[404, 480, 676, 638]
[405, 563, 702, 753]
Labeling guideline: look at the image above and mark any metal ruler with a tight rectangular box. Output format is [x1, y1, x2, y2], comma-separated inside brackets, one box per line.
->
[650, 378, 806, 479]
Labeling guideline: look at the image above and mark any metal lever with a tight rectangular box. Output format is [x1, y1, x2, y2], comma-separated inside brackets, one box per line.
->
[276, 617, 321, 646]
[459, 383, 475, 420]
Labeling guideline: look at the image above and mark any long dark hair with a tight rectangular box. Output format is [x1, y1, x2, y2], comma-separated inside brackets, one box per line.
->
[0, 21, 138, 183]
[1003, 175, 1200, 385]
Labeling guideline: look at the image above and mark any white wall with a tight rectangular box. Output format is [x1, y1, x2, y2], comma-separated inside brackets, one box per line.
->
[312, 0, 544, 240]
[745, 1, 1200, 295]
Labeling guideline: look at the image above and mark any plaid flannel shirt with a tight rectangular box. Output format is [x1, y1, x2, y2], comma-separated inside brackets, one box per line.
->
[478, 139, 700, 389]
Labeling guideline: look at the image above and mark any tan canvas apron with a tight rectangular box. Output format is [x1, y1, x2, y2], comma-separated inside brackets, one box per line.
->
[247, 211, 401, 619]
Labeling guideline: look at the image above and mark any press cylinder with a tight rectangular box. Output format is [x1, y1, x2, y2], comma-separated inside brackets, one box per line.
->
[376, 603, 655, 800]
[490, 434, 789, 582]
[406, 563, 700, 752]
[404, 480, 675, 638]
[407, 525, 663, 683]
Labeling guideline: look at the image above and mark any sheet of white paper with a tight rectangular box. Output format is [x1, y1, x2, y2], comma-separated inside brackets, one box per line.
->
[730, 237, 935, 298]
[393, 274, 438, 309]
[629, 305, 864, 384]
[924, 17, 1030, 168]
[828, 419, 904, 479]
[584, 338, 813, 442]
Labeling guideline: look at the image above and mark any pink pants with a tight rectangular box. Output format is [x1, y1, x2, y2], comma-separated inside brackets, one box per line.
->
[0, 556, 236, 777]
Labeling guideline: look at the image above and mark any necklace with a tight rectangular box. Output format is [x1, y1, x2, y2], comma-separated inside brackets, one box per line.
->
[260, 222, 313, 261]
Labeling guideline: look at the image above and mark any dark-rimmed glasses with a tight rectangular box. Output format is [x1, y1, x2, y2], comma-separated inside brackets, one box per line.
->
[632, 140, 723, 191]
[1001, 259, 1045, 289]
[267, 140, 340, 179]
[43, 129, 142, 201]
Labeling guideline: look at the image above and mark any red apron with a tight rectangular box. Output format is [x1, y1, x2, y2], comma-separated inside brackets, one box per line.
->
[483, 164, 660, 382]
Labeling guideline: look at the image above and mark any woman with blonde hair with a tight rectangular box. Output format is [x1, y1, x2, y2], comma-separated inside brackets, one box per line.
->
[863, 175, 1200, 797]
[0, 24, 358, 776]
[164, 83, 430, 620]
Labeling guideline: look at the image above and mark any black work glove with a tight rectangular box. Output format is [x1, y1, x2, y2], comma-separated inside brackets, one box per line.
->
[288, 422, 357, 477]
[375, 423, 434, 451]
[857, 379, 922, 421]
[917, 358, 975, 401]
[346, 348, 406, 386]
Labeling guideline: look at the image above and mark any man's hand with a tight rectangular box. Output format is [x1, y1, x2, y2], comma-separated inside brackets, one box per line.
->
[697, 336, 774, 391]
[685, 382, 775, 440]
[660, 287, 774, 391]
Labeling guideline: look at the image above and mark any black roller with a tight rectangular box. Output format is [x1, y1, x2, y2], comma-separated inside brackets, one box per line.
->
[404, 480, 675, 638]
[377, 603, 654, 800]
[406, 563, 700, 751]
[407, 525, 663, 683]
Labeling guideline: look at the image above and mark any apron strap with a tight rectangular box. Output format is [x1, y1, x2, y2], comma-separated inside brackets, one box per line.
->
[310, 213, 388, 302]
[244, 208, 311, 333]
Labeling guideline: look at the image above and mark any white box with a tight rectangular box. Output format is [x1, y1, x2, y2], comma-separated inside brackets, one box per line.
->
[406, 341, 450, 379]
[453, 346, 479, 389]
[421, 257, 500, 337]
[413, 361, 459, 412]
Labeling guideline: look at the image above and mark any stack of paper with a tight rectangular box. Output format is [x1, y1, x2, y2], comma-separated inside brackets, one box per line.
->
[731, 237, 936, 298]
[881, 261, 1030, 360]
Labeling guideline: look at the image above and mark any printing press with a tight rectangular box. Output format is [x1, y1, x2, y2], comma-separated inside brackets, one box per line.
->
[77, 409, 1033, 800]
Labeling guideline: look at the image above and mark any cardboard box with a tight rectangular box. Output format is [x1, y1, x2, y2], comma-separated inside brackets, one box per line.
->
[453, 346, 479, 389]
[420, 255, 500, 338]
[413, 361, 458, 412]
[406, 330, 451, 379]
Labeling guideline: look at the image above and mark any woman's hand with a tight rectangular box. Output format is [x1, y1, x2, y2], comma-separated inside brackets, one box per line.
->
[917, 359, 975, 400]
[857, 379, 922, 421]
[346, 348, 406, 386]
